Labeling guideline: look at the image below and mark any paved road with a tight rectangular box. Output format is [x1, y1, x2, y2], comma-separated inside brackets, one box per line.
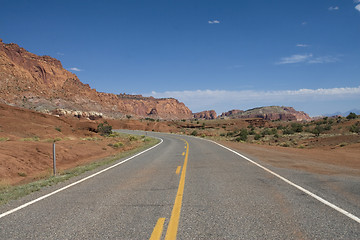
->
[1, 131, 359, 239]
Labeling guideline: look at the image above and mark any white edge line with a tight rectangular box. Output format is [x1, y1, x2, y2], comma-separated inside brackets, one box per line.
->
[127, 132, 359, 224]
[0, 138, 163, 219]
[205, 139, 360, 224]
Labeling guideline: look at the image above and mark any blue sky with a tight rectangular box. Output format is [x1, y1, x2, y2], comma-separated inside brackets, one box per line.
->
[1, 0, 359, 116]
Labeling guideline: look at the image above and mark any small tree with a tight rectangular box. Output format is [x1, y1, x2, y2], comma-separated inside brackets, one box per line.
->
[311, 125, 324, 137]
[97, 122, 112, 136]
[346, 112, 357, 120]
[236, 129, 248, 141]
[291, 123, 303, 133]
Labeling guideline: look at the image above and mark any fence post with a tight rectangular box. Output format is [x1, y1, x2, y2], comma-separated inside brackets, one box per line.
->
[53, 141, 56, 176]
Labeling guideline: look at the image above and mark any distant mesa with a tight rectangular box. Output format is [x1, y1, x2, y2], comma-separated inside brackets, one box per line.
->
[220, 106, 311, 121]
[0, 39, 313, 121]
[0, 40, 193, 120]
[193, 110, 217, 120]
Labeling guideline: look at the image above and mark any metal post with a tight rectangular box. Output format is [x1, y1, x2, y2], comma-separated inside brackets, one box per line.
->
[53, 141, 56, 176]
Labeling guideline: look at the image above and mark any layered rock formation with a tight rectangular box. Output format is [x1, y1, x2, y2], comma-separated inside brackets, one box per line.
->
[220, 106, 311, 121]
[0, 39, 192, 119]
[193, 110, 217, 120]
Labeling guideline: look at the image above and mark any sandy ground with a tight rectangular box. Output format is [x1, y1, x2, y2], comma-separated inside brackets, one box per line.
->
[1, 103, 359, 187]
[0, 104, 147, 186]
[221, 141, 360, 176]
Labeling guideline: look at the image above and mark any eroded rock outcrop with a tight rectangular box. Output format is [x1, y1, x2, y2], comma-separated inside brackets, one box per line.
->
[220, 106, 311, 121]
[193, 110, 217, 120]
[0, 40, 192, 119]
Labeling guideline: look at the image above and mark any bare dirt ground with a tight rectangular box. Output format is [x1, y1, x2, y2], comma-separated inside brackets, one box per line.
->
[1, 103, 359, 187]
[221, 141, 360, 176]
[0, 104, 150, 186]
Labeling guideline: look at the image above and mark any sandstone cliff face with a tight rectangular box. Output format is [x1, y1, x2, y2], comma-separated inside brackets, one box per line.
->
[0, 39, 192, 119]
[220, 106, 311, 121]
[193, 110, 217, 120]
[219, 109, 244, 118]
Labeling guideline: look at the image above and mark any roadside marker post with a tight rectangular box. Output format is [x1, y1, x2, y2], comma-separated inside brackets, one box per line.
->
[53, 141, 56, 176]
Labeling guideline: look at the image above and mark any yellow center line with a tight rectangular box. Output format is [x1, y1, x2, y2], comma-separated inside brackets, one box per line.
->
[149, 218, 165, 240]
[165, 140, 189, 240]
[175, 166, 181, 175]
[182, 152, 185, 156]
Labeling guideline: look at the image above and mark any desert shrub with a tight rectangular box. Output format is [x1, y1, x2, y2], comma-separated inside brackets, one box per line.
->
[346, 112, 357, 120]
[290, 123, 303, 133]
[248, 129, 256, 135]
[226, 131, 235, 137]
[236, 129, 248, 141]
[220, 133, 226, 137]
[324, 125, 332, 131]
[109, 132, 120, 138]
[21, 136, 40, 141]
[97, 122, 112, 136]
[282, 128, 294, 135]
[261, 128, 272, 136]
[280, 142, 290, 147]
[277, 125, 285, 130]
[145, 118, 155, 122]
[191, 130, 198, 136]
[270, 128, 277, 135]
[126, 115, 132, 119]
[273, 133, 279, 138]
[311, 125, 324, 136]
[254, 134, 261, 140]
[349, 124, 360, 133]
[129, 135, 137, 141]
[55, 127, 62, 132]
[112, 142, 124, 148]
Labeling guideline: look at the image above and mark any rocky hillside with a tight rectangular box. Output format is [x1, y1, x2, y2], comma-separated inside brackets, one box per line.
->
[193, 110, 217, 120]
[220, 106, 311, 121]
[0, 39, 192, 119]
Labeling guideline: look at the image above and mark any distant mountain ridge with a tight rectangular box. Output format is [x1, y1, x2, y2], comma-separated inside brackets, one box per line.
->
[324, 109, 360, 117]
[220, 106, 311, 121]
[0, 39, 192, 119]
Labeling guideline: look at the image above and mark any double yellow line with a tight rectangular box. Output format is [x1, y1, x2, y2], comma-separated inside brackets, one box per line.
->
[150, 139, 189, 240]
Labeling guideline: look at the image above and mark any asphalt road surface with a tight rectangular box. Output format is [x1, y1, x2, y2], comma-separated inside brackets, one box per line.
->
[1, 131, 359, 239]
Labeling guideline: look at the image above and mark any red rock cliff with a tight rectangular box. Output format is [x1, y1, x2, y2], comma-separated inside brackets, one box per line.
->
[0, 39, 193, 119]
[193, 110, 217, 120]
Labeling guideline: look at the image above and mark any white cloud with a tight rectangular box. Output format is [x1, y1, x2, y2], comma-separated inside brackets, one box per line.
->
[69, 67, 82, 72]
[296, 44, 309, 47]
[354, 0, 360, 3]
[208, 20, 220, 24]
[56, 52, 64, 56]
[144, 86, 360, 115]
[328, 6, 339, 11]
[308, 56, 339, 64]
[356, 4, 360, 12]
[276, 54, 313, 64]
[277, 54, 339, 64]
